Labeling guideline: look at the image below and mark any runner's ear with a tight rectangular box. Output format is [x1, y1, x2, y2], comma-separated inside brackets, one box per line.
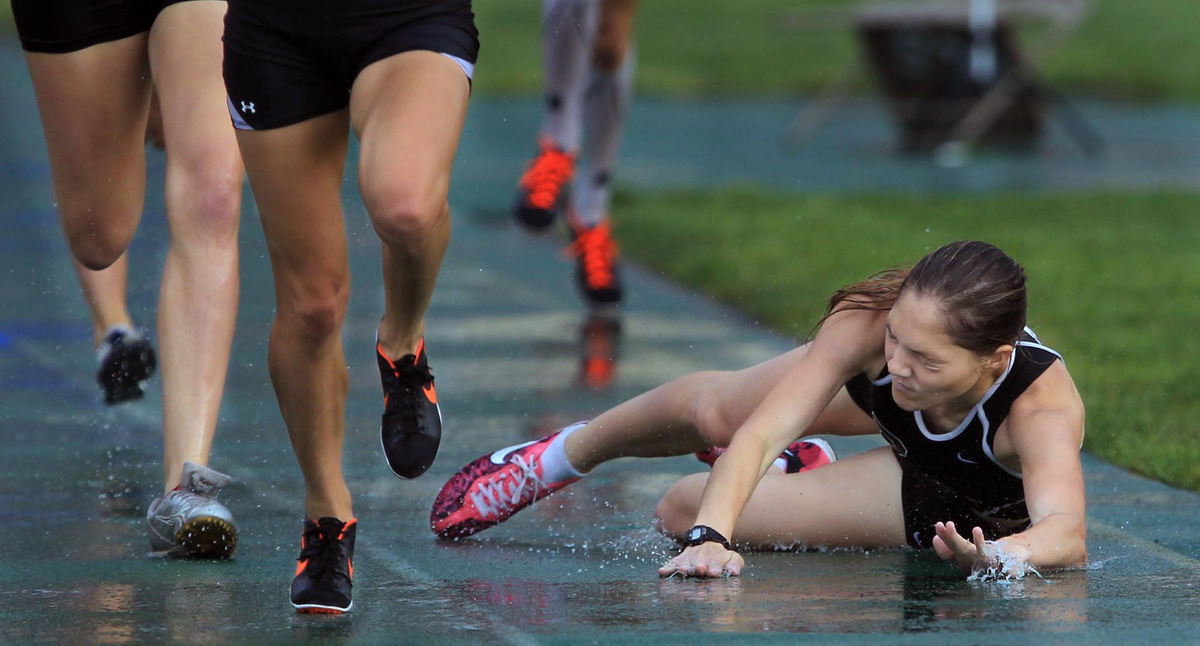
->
[982, 344, 1013, 371]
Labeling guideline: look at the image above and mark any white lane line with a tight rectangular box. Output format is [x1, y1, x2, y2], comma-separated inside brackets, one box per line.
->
[1087, 519, 1200, 573]
[357, 543, 542, 646]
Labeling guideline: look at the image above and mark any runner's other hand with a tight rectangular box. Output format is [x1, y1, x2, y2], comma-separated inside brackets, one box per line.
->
[931, 521, 993, 572]
[658, 542, 743, 578]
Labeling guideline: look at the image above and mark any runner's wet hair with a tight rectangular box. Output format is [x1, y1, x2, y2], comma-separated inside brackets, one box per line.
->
[816, 241, 1027, 355]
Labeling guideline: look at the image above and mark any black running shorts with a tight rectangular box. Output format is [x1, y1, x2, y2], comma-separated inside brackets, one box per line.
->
[222, 0, 480, 131]
[12, 0, 205, 54]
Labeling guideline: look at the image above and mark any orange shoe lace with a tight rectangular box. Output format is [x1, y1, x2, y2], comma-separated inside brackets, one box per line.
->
[518, 139, 574, 210]
[565, 219, 619, 289]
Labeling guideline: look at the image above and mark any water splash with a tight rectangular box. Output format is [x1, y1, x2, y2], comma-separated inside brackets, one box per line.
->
[967, 540, 1042, 582]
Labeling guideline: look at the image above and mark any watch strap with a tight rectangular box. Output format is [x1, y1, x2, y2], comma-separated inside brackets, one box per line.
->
[684, 524, 732, 550]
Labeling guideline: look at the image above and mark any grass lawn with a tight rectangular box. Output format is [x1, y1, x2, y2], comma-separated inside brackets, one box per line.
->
[613, 187, 1200, 492]
[473, 0, 1200, 103]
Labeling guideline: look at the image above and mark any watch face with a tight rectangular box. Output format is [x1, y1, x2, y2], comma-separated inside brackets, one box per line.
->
[688, 528, 702, 542]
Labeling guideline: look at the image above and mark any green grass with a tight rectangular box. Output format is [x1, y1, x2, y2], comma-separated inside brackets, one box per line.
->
[613, 187, 1200, 492]
[472, 0, 1200, 103]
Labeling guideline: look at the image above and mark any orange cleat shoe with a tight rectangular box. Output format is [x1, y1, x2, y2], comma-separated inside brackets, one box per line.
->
[565, 216, 622, 308]
[291, 517, 356, 614]
[513, 137, 575, 231]
[377, 338, 441, 479]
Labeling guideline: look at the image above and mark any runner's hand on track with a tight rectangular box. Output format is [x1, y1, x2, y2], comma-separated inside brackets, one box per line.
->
[658, 542, 743, 578]
[931, 521, 993, 572]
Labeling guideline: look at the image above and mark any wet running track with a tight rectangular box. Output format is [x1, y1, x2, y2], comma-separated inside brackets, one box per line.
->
[2, 35, 1200, 644]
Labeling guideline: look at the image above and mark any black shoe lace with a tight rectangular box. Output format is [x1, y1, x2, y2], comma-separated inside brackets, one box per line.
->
[385, 360, 435, 430]
[299, 521, 350, 585]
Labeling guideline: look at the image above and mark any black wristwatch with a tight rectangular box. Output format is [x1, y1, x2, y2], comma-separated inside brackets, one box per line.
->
[685, 525, 733, 551]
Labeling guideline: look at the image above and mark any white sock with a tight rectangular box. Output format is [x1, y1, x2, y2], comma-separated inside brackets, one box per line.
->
[539, 0, 596, 151]
[540, 421, 588, 482]
[571, 47, 635, 227]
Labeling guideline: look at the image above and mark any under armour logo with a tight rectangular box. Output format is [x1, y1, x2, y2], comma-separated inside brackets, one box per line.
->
[241, 101, 256, 114]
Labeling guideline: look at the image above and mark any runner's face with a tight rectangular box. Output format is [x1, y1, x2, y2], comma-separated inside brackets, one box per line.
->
[883, 292, 986, 411]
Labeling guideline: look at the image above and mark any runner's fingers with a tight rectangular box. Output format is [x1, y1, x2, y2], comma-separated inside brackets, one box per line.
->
[724, 553, 744, 577]
[936, 521, 964, 550]
[931, 535, 955, 561]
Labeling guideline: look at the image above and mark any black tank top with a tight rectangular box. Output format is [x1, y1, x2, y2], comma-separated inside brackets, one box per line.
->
[845, 328, 1061, 523]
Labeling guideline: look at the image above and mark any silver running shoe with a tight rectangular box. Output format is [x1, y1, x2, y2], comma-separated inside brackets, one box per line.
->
[146, 461, 238, 559]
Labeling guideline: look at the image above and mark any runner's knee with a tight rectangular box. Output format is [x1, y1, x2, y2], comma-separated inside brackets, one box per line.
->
[66, 226, 131, 271]
[278, 283, 348, 346]
[686, 371, 738, 447]
[361, 176, 447, 245]
[166, 168, 241, 246]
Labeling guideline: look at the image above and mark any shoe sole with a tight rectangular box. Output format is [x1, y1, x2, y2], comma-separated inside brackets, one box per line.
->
[293, 601, 352, 614]
[514, 196, 562, 232]
[103, 381, 146, 405]
[175, 516, 238, 559]
[802, 437, 837, 464]
[583, 298, 622, 314]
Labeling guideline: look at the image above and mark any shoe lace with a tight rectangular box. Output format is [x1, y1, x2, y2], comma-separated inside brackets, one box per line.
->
[385, 359, 435, 426]
[565, 220, 618, 289]
[469, 454, 547, 520]
[519, 143, 573, 210]
[299, 523, 350, 584]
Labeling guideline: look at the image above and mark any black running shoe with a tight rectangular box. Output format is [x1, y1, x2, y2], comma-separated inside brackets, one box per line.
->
[96, 326, 157, 405]
[377, 338, 441, 479]
[291, 517, 356, 614]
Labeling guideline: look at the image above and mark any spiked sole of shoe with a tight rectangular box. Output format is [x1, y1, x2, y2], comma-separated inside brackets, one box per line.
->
[294, 603, 352, 614]
[176, 517, 238, 559]
[103, 381, 145, 405]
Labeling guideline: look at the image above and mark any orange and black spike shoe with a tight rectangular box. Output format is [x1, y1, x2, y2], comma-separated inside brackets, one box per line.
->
[377, 337, 442, 479]
[291, 517, 356, 614]
[565, 216, 622, 308]
[513, 137, 575, 231]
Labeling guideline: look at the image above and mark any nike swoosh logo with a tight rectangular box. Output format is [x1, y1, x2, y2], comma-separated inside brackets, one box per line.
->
[490, 439, 541, 465]
[956, 451, 979, 465]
